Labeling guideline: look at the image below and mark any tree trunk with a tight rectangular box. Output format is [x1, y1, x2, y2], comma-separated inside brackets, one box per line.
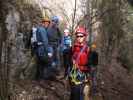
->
[0, 1, 9, 100]
[97, 0, 133, 100]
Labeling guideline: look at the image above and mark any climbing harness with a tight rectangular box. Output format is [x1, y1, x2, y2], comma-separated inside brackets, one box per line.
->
[69, 64, 87, 85]
[69, 44, 89, 85]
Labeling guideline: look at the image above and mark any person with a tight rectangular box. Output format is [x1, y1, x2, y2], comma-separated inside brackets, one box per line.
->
[31, 23, 38, 55]
[61, 29, 72, 78]
[47, 16, 62, 74]
[35, 17, 50, 80]
[89, 43, 98, 95]
[69, 26, 91, 100]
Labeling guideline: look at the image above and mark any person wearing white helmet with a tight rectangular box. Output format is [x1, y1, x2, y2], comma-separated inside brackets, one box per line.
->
[61, 29, 72, 78]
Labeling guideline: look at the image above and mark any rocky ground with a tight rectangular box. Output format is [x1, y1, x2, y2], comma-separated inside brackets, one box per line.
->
[9, 68, 104, 100]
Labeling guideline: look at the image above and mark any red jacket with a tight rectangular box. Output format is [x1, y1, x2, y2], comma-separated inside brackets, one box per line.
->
[72, 42, 90, 72]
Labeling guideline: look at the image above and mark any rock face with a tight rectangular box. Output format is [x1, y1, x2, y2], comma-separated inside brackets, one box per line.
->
[0, 1, 41, 99]
[10, 80, 70, 100]
[0, 0, 133, 100]
[0, 1, 70, 100]
[97, 1, 133, 100]
[3, 1, 41, 81]
[5, 6, 25, 81]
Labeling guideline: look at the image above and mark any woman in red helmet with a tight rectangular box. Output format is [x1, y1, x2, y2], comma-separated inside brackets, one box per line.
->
[69, 26, 91, 100]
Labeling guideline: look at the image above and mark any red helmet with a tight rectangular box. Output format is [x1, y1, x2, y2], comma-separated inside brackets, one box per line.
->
[75, 26, 87, 36]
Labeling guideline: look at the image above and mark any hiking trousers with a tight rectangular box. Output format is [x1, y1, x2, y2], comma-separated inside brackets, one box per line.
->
[36, 59, 48, 80]
[63, 49, 72, 77]
[70, 84, 84, 100]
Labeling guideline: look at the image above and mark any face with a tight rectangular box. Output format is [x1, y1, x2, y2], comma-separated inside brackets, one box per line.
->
[76, 34, 85, 43]
[64, 32, 69, 36]
[42, 21, 50, 28]
[51, 20, 58, 27]
[91, 45, 96, 51]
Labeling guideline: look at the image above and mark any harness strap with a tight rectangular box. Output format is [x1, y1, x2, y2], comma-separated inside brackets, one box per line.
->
[75, 44, 87, 64]
[69, 44, 90, 85]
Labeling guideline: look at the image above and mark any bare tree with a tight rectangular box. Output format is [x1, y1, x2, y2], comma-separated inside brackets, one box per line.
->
[89, 0, 133, 99]
[0, 1, 10, 100]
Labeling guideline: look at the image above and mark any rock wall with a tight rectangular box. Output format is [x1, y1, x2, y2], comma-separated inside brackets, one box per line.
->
[0, 1, 42, 94]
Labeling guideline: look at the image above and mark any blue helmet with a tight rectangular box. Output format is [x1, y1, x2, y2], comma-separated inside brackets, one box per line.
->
[51, 16, 59, 24]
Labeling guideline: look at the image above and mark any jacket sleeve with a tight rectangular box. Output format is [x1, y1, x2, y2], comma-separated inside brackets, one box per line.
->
[57, 28, 62, 44]
[93, 52, 98, 66]
[89, 52, 98, 67]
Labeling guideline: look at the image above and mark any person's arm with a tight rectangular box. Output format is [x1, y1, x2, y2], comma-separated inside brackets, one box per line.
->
[61, 36, 64, 47]
[92, 52, 98, 67]
[57, 28, 62, 44]
[41, 28, 48, 47]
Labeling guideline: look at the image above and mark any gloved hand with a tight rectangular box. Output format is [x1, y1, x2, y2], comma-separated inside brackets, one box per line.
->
[48, 52, 53, 58]
[37, 42, 43, 45]
[47, 46, 53, 58]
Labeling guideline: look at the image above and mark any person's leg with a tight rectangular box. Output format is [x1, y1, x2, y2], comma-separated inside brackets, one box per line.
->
[70, 85, 81, 100]
[52, 45, 57, 67]
[36, 59, 43, 80]
[64, 49, 72, 78]
[92, 68, 97, 94]
[52, 45, 60, 74]
[47, 45, 58, 78]
[39, 61, 45, 79]
[63, 52, 68, 77]
[43, 61, 51, 80]
[55, 45, 61, 69]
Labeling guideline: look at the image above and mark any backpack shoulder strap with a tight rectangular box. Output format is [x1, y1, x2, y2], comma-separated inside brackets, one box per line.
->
[57, 28, 62, 38]
[75, 44, 87, 63]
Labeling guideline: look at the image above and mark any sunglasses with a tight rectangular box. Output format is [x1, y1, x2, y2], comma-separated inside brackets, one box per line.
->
[52, 20, 58, 23]
[76, 35, 84, 38]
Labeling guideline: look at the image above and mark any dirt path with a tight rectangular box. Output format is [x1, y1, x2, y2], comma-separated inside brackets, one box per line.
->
[10, 79, 104, 100]
[10, 67, 103, 100]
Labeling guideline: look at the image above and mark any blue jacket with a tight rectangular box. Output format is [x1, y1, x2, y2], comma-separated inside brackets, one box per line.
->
[35, 26, 48, 59]
[36, 26, 48, 47]
[61, 35, 72, 52]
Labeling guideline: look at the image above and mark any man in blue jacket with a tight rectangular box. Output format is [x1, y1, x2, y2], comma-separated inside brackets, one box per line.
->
[35, 18, 50, 80]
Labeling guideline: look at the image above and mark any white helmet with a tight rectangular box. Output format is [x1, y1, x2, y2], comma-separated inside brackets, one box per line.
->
[64, 29, 69, 33]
